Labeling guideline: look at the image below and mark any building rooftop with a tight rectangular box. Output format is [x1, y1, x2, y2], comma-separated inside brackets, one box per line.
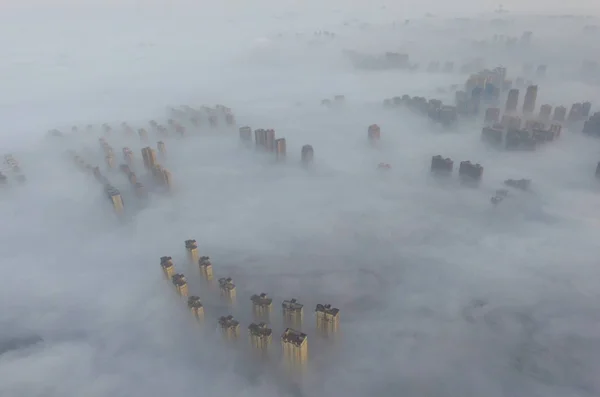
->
[251, 293, 272, 306]
[218, 315, 239, 328]
[187, 296, 203, 309]
[218, 277, 235, 290]
[160, 256, 174, 268]
[172, 274, 186, 286]
[105, 186, 121, 197]
[248, 323, 272, 337]
[282, 299, 303, 311]
[185, 239, 197, 250]
[198, 256, 212, 267]
[315, 304, 340, 317]
[282, 328, 307, 346]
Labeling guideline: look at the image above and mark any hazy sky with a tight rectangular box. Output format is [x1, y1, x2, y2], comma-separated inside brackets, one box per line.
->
[2, 0, 600, 14]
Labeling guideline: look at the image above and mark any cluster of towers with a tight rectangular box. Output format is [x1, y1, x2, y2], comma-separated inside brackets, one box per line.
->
[70, 150, 125, 214]
[0, 154, 25, 184]
[50, 104, 237, 144]
[141, 144, 172, 190]
[430, 155, 483, 184]
[480, 85, 571, 150]
[161, 239, 340, 370]
[118, 158, 147, 200]
[239, 126, 314, 166]
[168, 104, 236, 129]
[383, 95, 458, 127]
[70, 136, 174, 215]
[501, 85, 591, 125]
[251, 128, 286, 159]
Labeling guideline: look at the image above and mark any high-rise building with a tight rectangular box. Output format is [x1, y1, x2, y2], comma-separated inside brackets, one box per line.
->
[553, 106, 567, 122]
[315, 304, 340, 335]
[198, 256, 213, 281]
[265, 129, 275, 152]
[251, 293, 273, 322]
[368, 124, 380, 142]
[218, 315, 240, 341]
[301, 145, 314, 165]
[185, 240, 199, 264]
[160, 256, 175, 279]
[281, 328, 308, 368]
[522, 85, 538, 114]
[539, 104, 552, 120]
[188, 296, 204, 319]
[568, 103, 583, 122]
[172, 274, 188, 296]
[275, 138, 286, 160]
[105, 185, 124, 214]
[141, 147, 157, 170]
[249, 322, 272, 351]
[254, 129, 266, 148]
[505, 89, 519, 112]
[219, 277, 236, 302]
[282, 299, 304, 329]
[582, 102, 592, 118]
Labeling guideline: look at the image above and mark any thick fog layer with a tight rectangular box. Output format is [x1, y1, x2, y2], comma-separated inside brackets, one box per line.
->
[1, 3, 600, 397]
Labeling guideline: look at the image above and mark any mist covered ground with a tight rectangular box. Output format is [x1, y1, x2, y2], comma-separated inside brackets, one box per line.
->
[1, 3, 600, 397]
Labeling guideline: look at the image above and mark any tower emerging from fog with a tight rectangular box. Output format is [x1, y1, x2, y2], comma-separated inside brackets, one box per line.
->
[185, 239, 199, 264]
[301, 145, 314, 165]
[249, 322, 272, 352]
[275, 138, 286, 160]
[105, 185, 124, 214]
[282, 328, 308, 369]
[282, 299, 304, 329]
[141, 147, 157, 170]
[198, 256, 213, 281]
[172, 274, 188, 296]
[539, 104, 552, 120]
[522, 85, 538, 114]
[251, 293, 273, 322]
[219, 277, 236, 302]
[553, 106, 567, 122]
[188, 296, 204, 320]
[219, 315, 240, 341]
[505, 89, 519, 112]
[315, 304, 340, 336]
[265, 129, 275, 152]
[160, 256, 175, 279]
